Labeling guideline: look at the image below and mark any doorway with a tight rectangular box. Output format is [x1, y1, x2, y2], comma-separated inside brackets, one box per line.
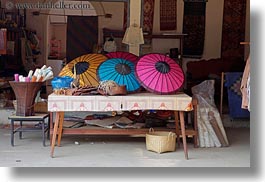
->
[66, 16, 98, 62]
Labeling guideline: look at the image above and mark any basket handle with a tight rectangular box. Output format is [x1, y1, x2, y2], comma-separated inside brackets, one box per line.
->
[149, 128, 155, 133]
[167, 132, 175, 141]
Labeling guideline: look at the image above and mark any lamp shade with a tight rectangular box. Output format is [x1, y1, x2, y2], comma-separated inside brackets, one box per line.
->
[122, 25, 144, 45]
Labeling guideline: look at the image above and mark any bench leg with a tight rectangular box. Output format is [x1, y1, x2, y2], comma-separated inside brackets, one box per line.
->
[49, 112, 53, 146]
[11, 120, 14, 146]
[19, 121, 22, 139]
[47, 116, 50, 140]
[174, 111, 181, 147]
[42, 119, 46, 147]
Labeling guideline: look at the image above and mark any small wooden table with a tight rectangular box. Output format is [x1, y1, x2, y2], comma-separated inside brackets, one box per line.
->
[48, 93, 193, 159]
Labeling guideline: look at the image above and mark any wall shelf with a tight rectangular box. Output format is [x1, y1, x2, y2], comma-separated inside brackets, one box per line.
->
[103, 28, 187, 67]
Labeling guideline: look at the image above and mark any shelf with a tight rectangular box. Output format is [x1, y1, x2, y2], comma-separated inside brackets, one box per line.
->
[146, 34, 187, 39]
[102, 28, 187, 39]
[51, 126, 172, 135]
[49, 125, 197, 137]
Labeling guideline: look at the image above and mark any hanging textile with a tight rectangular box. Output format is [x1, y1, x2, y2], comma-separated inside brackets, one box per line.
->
[124, 0, 154, 34]
[221, 0, 246, 59]
[183, 0, 206, 57]
[6, 41, 15, 55]
[225, 72, 250, 119]
[160, 0, 177, 31]
[143, 0, 155, 33]
[0, 28, 7, 55]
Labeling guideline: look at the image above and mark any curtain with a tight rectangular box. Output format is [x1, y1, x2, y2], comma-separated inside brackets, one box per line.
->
[221, 0, 246, 59]
[183, 1, 206, 57]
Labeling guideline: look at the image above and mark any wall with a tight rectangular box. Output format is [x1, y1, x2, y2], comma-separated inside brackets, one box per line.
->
[22, 0, 250, 64]
[151, 0, 183, 54]
[95, 2, 125, 44]
[129, 0, 142, 56]
[152, 0, 224, 60]
[25, 10, 47, 66]
[0, 109, 16, 125]
[46, 1, 125, 58]
[152, 0, 249, 60]
[49, 24, 67, 58]
[203, 0, 224, 59]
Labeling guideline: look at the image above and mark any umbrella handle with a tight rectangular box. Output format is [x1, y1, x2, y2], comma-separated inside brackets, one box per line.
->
[73, 64, 76, 79]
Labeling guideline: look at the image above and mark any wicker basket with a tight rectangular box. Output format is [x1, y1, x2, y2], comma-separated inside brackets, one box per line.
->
[146, 128, 176, 154]
[9, 81, 43, 116]
[34, 101, 48, 113]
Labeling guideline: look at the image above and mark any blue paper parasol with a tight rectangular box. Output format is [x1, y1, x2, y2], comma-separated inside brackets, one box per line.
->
[97, 58, 141, 92]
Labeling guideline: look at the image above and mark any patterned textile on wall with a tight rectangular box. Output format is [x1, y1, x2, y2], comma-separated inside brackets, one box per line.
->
[143, 0, 155, 33]
[183, 1, 206, 57]
[66, 16, 98, 62]
[221, 0, 246, 59]
[160, 0, 176, 31]
[225, 72, 250, 119]
[123, 1, 154, 32]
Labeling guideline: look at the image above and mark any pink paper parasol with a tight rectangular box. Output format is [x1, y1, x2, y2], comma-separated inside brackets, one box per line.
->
[106, 51, 138, 63]
[135, 53, 184, 94]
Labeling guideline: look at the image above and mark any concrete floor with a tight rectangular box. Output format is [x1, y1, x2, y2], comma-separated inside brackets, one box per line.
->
[0, 127, 249, 167]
